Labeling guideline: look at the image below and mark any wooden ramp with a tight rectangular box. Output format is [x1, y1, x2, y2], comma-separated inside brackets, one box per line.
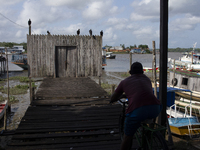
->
[35, 77, 108, 99]
[7, 104, 123, 150]
[5, 77, 140, 149]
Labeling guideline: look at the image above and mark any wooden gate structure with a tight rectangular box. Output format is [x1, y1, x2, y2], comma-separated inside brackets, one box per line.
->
[27, 35, 102, 77]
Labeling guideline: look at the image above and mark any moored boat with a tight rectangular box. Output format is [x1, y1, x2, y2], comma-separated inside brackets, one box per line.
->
[156, 87, 200, 137]
[11, 54, 28, 70]
[0, 101, 8, 120]
[106, 52, 116, 59]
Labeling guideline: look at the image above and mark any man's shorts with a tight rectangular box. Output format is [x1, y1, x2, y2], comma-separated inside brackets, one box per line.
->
[124, 104, 162, 136]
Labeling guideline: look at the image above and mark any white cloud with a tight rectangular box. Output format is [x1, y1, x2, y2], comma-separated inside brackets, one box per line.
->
[170, 15, 200, 31]
[43, 0, 90, 9]
[130, 13, 155, 21]
[82, 0, 118, 21]
[16, 1, 72, 29]
[106, 18, 129, 30]
[133, 26, 153, 38]
[104, 27, 117, 42]
[130, 0, 159, 21]
[0, 0, 23, 5]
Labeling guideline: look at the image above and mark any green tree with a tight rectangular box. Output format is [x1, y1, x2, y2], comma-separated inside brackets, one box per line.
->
[5, 42, 13, 48]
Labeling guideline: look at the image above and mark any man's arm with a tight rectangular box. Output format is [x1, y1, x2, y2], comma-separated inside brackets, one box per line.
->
[110, 92, 122, 103]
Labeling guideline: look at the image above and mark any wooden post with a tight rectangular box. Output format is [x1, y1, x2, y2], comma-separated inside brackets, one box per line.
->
[159, 0, 168, 126]
[173, 59, 175, 88]
[32, 87, 34, 102]
[28, 19, 32, 104]
[152, 41, 157, 98]
[129, 52, 132, 70]
[3, 107, 7, 130]
[111, 85, 115, 95]
[28, 64, 32, 104]
[28, 19, 31, 35]
[6, 48, 10, 110]
[191, 51, 193, 64]
[29, 77, 32, 104]
[99, 76, 101, 86]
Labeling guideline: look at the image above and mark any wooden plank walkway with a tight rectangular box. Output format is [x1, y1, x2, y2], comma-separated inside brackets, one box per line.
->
[5, 77, 140, 149]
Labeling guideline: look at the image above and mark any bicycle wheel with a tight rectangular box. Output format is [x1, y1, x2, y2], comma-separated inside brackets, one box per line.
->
[134, 127, 149, 149]
[147, 131, 169, 150]
[119, 114, 125, 141]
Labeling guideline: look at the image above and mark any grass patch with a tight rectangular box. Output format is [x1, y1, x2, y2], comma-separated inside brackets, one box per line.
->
[0, 84, 29, 95]
[0, 95, 18, 104]
[9, 76, 30, 82]
[121, 72, 130, 78]
[101, 83, 113, 89]
[0, 95, 6, 103]
[9, 96, 19, 103]
[101, 83, 117, 96]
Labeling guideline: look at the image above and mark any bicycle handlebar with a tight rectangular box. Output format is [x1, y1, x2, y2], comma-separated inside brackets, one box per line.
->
[118, 98, 128, 105]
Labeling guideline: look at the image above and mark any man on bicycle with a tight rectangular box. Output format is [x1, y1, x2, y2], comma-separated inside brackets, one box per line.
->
[110, 62, 161, 150]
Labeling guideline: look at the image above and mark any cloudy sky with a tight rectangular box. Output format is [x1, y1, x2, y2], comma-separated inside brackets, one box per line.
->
[0, 0, 199, 49]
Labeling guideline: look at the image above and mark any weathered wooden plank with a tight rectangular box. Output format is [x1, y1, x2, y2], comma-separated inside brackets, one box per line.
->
[31, 99, 109, 105]
[12, 129, 119, 140]
[14, 124, 118, 134]
[8, 136, 120, 146]
[7, 140, 121, 150]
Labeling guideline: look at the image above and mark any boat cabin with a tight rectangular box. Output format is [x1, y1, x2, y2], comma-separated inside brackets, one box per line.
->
[169, 69, 200, 92]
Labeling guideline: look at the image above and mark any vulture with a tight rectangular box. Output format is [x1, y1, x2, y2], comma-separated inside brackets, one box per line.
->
[77, 29, 80, 35]
[47, 31, 50, 35]
[89, 29, 92, 36]
[28, 19, 31, 26]
[100, 30, 103, 36]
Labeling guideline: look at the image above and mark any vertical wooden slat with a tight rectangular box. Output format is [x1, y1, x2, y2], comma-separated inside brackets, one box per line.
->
[27, 35, 102, 77]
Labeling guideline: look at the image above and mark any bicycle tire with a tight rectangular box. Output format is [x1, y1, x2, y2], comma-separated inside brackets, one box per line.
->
[147, 131, 169, 150]
[119, 114, 125, 141]
[134, 127, 149, 149]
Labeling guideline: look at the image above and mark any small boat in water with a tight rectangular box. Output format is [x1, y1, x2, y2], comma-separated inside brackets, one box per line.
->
[106, 52, 116, 59]
[0, 101, 8, 120]
[11, 54, 28, 70]
[155, 87, 200, 137]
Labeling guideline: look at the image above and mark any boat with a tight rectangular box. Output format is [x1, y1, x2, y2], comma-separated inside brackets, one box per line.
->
[168, 68, 200, 95]
[0, 101, 8, 120]
[106, 52, 116, 59]
[168, 42, 200, 71]
[11, 54, 28, 70]
[143, 67, 159, 72]
[102, 49, 107, 66]
[155, 87, 200, 137]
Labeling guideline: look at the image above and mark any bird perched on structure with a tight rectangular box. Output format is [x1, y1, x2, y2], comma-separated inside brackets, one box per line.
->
[77, 29, 80, 35]
[28, 19, 31, 26]
[100, 30, 103, 36]
[47, 31, 50, 35]
[89, 29, 92, 36]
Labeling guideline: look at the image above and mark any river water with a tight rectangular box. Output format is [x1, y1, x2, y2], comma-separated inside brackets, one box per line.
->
[103, 52, 183, 72]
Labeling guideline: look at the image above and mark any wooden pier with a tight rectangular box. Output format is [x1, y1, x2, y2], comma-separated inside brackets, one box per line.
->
[5, 77, 133, 150]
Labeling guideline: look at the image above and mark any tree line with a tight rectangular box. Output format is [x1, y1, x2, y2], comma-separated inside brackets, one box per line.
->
[0, 42, 27, 51]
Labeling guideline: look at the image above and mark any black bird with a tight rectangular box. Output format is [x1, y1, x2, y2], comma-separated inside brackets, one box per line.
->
[47, 31, 50, 35]
[77, 29, 80, 35]
[28, 19, 31, 26]
[89, 29, 92, 36]
[92, 35, 96, 39]
[100, 30, 103, 36]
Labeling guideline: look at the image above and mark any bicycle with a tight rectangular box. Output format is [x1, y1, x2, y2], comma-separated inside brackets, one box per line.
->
[118, 99, 169, 150]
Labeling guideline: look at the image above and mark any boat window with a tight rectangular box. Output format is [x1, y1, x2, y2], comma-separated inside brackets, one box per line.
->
[182, 78, 188, 85]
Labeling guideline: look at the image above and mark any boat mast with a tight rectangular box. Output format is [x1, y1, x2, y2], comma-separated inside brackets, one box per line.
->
[192, 42, 197, 64]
